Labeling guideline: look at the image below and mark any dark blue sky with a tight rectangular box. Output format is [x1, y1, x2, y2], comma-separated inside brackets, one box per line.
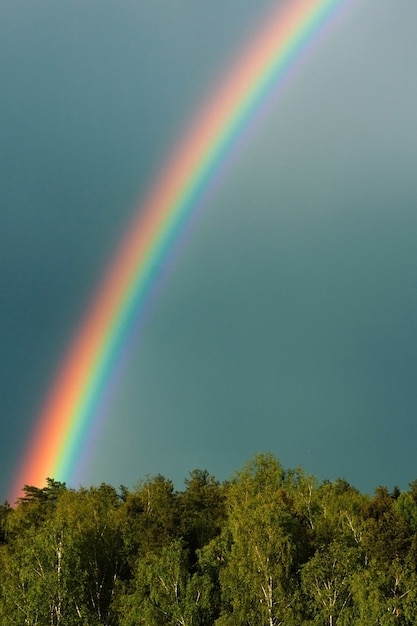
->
[1, 0, 417, 501]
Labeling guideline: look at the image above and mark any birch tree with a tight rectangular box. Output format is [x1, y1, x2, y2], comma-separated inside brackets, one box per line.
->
[301, 540, 361, 625]
[215, 454, 303, 626]
[119, 539, 200, 626]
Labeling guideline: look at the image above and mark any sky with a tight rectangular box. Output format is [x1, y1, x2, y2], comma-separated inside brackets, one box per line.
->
[1, 0, 417, 501]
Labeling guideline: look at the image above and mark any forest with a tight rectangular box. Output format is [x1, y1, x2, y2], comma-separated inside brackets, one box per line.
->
[1, 453, 417, 625]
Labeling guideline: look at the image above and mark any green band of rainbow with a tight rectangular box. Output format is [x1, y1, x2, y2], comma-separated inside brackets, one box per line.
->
[11, 0, 351, 501]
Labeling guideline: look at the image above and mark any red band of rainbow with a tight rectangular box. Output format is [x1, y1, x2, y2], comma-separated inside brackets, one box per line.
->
[11, 0, 352, 502]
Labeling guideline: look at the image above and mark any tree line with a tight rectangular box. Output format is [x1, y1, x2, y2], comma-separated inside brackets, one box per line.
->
[1, 453, 417, 625]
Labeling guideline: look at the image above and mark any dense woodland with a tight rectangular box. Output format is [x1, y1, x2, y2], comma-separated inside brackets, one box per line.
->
[1, 454, 417, 625]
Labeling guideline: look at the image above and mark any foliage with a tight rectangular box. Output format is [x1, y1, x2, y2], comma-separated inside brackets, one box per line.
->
[1, 454, 417, 625]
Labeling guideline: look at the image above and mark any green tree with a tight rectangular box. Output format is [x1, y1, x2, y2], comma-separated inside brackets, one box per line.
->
[121, 474, 179, 561]
[0, 511, 88, 625]
[301, 540, 362, 625]
[351, 556, 417, 625]
[56, 484, 126, 624]
[179, 469, 226, 564]
[214, 454, 304, 625]
[119, 539, 199, 626]
[0, 482, 126, 625]
[348, 485, 417, 625]
[314, 479, 367, 550]
[7, 478, 67, 537]
[361, 486, 411, 567]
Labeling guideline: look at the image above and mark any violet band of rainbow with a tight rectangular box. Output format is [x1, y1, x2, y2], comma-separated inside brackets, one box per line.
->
[11, 0, 352, 501]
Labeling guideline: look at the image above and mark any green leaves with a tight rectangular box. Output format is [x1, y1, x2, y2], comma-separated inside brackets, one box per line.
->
[0, 484, 125, 625]
[212, 454, 304, 625]
[2, 456, 417, 625]
[301, 540, 361, 625]
[119, 540, 190, 626]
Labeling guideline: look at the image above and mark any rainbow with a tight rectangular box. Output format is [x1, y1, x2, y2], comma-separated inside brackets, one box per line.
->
[11, 0, 352, 501]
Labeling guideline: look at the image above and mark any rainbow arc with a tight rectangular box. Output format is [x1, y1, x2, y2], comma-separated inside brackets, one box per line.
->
[11, 0, 351, 502]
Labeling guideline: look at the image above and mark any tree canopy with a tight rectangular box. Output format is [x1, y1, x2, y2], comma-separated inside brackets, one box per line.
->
[1, 453, 417, 625]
